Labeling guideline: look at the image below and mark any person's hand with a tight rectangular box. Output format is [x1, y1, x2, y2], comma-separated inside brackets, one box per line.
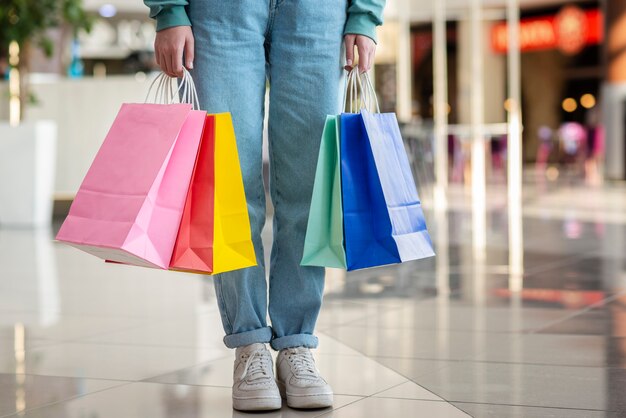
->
[344, 34, 376, 73]
[154, 26, 194, 78]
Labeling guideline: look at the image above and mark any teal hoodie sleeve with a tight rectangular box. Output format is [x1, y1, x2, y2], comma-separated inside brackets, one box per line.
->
[144, 0, 190, 32]
[145, 0, 386, 42]
[345, 0, 386, 43]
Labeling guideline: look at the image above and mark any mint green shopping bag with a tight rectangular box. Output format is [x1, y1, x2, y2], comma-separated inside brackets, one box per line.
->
[301, 115, 347, 268]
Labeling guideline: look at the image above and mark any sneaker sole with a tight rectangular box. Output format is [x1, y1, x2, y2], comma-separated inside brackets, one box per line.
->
[277, 380, 334, 409]
[232, 396, 282, 411]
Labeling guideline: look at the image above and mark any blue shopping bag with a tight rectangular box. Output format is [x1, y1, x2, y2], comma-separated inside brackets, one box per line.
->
[360, 109, 434, 262]
[340, 113, 402, 270]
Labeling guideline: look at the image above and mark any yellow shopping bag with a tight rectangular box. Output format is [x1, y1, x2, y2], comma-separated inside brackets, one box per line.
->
[212, 113, 257, 274]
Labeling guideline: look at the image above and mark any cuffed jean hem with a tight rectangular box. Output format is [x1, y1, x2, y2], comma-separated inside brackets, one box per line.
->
[223, 326, 273, 349]
[270, 334, 319, 351]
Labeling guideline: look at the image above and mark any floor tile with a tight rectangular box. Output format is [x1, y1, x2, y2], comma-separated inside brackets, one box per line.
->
[139, 335, 360, 391]
[0, 336, 61, 350]
[378, 357, 626, 411]
[452, 403, 606, 418]
[373, 357, 452, 381]
[4, 181, 626, 415]
[346, 303, 575, 333]
[12, 241, 219, 321]
[326, 324, 616, 367]
[324, 326, 524, 363]
[536, 310, 611, 335]
[80, 316, 230, 352]
[144, 356, 233, 388]
[0, 341, 227, 381]
[316, 300, 401, 330]
[515, 333, 609, 367]
[315, 333, 364, 356]
[0, 373, 122, 417]
[0, 382, 361, 418]
[149, 352, 408, 397]
[313, 353, 408, 396]
[373, 381, 443, 401]
[537, 297, 626, 337]
[0, 315, 150, 342]
[318, 397, 470, 417]
[81, 319, 358, 357]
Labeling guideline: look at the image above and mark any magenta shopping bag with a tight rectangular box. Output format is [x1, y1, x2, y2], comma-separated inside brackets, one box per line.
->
[56, 103, 206, 269]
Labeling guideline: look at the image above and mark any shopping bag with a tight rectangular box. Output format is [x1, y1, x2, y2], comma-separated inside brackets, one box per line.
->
[340, 112, 402, 270]
[301, 115, 347, 268]
[169, 114, 216, 273]
[56, 103, 206, 269]
[211, 113, 257, 274]
[170, 112, 256, 275]
[360, 109, 434, 261]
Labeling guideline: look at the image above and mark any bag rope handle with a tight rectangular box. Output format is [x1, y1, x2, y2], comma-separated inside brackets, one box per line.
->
[144, 68, 200, 110]
[342, 67, 380, 114]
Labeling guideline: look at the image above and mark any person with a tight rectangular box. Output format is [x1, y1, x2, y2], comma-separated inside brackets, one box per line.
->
[144, 0, 385, 412]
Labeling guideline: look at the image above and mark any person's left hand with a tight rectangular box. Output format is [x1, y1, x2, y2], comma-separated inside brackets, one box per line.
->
[344, 34, 376, 73]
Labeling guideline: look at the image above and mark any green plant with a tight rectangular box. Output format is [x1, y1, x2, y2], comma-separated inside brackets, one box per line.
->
[0, 0, 93, 123]
[0, 0, 93, 61]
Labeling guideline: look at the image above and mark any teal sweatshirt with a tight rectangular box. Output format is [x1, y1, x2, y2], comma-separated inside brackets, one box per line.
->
[144, 0, 386, 43]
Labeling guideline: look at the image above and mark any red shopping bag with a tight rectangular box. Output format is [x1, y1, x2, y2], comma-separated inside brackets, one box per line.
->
[169, 115, 216, 273]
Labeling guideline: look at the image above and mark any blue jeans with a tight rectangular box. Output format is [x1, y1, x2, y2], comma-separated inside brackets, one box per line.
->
[188, 0, 347, 350]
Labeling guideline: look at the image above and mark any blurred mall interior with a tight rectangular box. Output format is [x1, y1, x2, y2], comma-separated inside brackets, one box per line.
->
[1, 0, 626, 417]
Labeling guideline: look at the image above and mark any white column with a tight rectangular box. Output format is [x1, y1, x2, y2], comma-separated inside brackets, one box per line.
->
[507, 0, 524, 289]
[470, 0, 487, 269]
[396, 0, 413, 121]
[433, 0, 450, 302]
[433, 0, 449, 197]
[505, 2, 524, 404]
[603, 85, 626, 180]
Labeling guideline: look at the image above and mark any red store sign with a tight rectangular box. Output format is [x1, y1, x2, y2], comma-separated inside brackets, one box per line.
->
[491, 6, 603, 55]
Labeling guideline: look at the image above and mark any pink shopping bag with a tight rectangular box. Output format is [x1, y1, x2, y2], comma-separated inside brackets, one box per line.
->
[56, 103, 206, 269]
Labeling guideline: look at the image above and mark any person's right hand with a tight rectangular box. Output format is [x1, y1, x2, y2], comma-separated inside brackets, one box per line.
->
[154, 26, 194, 78]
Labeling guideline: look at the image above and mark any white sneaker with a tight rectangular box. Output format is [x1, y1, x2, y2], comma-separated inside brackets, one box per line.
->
[232, 343, 282, 411]
[276, 346, 333, 409]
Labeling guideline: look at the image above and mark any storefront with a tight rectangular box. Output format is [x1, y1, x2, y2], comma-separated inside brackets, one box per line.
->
[407, 2, 603, 172]
[493, 4, 603, 171]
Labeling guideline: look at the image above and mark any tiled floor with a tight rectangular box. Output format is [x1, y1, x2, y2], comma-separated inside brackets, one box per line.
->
[1, 181, 626, 417]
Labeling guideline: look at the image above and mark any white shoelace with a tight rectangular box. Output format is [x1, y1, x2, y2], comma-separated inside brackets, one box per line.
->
[240, 350, 272, 381]
[287, 349, 318, 378]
